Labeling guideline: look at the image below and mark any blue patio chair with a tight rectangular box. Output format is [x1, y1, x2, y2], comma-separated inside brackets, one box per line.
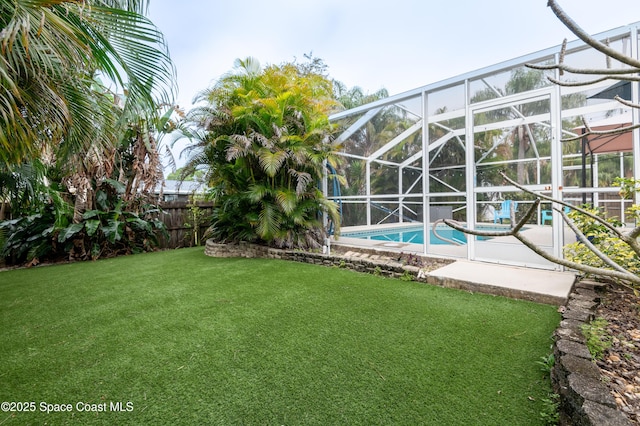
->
[493, 200, 516, 224]
[541, 206, 571, 225]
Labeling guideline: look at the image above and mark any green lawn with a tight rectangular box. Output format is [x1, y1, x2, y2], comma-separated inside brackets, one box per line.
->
[0, 248, 559, 425]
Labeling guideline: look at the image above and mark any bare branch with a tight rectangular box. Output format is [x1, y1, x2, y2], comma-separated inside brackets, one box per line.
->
[629, 227, 640, 239]
[614, 95, 640, 109]
[561, 123, 640, 143]
[527, 62, 640, 76]
[547, 75, 608, 87]
[547, 0, 640, 69]
[547, 75, 640, 89]
[558, 208, 629, 274]
[558, 38, 566, 76]
[498, 172, 626, 239]
[445, 2, 640, 287]
[498, 175, 640, 259]
[513, 229, 640, 285]
[442, 200, 540, 238]
[620, 229, 640, 258]
[443, 214, 640, 285]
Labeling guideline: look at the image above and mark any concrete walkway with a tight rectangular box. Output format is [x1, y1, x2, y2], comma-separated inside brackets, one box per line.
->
[426, 260, 576, 305]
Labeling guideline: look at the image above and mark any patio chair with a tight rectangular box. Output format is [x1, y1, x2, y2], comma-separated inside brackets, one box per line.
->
[493, 200, 516, 224]
[541, 206, 571, 225]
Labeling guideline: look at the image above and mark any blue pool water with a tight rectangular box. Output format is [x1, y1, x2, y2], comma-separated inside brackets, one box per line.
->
[343, 226, 464, 245]
[342, 225, 497, 245]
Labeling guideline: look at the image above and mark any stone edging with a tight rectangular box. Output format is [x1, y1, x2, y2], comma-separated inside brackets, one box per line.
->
[553, 279, 632, 426]
[204, 240, 452, 280]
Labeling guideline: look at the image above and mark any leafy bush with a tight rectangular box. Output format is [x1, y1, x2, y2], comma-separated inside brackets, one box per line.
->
[564, 205, 640, 279]
[181, 57, 340, 249]
[0, 208, 58, 264]
[0, 180, 167, 265]
[566, 206, 622, 244]
[539, 393, 560, 426]
[183, 199, 209, 247]
[55, 180, 167, 260]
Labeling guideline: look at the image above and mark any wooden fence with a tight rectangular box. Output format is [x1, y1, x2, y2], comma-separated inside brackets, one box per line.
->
[158, 201, 214, 249]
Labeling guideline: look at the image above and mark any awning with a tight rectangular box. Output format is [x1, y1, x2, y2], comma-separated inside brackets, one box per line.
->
[574, 112, 633, 154]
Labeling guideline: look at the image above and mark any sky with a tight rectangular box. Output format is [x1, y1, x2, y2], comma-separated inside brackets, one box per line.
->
[148, 0, 640, 110]
[146, 0, 639, 170]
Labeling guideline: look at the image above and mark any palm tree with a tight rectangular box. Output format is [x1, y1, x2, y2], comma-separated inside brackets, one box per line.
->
[180, 57, 340, 249]
[0, 0, 176, 167]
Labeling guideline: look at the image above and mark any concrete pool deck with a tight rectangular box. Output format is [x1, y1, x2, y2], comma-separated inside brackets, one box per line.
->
[333, 225, 577, 305]
[425, 260, 576, 306]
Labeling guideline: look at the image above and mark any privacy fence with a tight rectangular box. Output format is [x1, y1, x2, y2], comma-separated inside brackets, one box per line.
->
[158, 201, 213, 249]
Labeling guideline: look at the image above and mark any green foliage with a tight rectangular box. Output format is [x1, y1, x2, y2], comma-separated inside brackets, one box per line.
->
[563, 199, 640, 281]
[567, 206, 622, 244]
[535, 347, 559, 424]
[63, 181, 167, 259]
[581, 318, 612, 360]
[400, 270, 414, 281]
[614, 177, 640, 202]
[0, 209, 58, 264]
[166, 168, 204, 181]
[183, 198, 209, 247]
[0, 181, 167, 265]
[181, 56, 340, 249]
[536, 353, 555, 374]
[0, 160, 71, 223]
[565, 237, 640, 278]
[0, 0, 175, 167]
[539, 393, 560, 426]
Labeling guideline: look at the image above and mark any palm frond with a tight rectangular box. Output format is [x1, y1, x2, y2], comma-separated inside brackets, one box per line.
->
[0, 0, 176, 166]
[275, 189, 297, 215]
[256, 203, 280, 240]
[226, 134, 252, 161]
[257, 147, 288, 177]
[246, 183, 272, 203]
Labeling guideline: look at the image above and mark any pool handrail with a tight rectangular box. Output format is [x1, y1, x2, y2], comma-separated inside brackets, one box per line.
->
[432, 219, 464, 246]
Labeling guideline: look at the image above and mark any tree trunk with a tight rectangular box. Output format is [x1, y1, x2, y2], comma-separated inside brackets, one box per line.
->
[516, 125, 530, 184]
[72, 175, 91, 223]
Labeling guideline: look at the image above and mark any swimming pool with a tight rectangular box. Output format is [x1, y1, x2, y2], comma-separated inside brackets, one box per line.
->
[342, 225, 498, 245]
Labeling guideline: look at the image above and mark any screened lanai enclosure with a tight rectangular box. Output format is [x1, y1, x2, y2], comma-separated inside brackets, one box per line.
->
[326, 22, 640, 270]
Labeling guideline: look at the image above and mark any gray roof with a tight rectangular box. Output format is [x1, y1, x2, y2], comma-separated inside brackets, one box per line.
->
[156, 179, 205, 195]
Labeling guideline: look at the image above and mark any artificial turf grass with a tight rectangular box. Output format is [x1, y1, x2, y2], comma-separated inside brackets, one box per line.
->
[0, 247, 560, 425]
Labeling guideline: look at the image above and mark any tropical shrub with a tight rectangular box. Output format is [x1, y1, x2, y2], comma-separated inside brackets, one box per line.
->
[0, 207, 59, 265]
[181, 57, 340, 249]
[57, 180, 167, 260]
[183, 196, 209, 247]
[0, 0, 177, 266]
[564, 234, 640, 279]
[564, 186, 640, 280]
[0, 180, 167, 265]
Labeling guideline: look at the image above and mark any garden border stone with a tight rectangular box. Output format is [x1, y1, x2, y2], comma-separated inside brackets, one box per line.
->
[203, 240, 452, 281]
[552, 279, 632, 426]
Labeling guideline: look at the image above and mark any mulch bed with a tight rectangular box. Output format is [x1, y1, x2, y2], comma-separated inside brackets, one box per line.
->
[595, 284, 640, 424]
